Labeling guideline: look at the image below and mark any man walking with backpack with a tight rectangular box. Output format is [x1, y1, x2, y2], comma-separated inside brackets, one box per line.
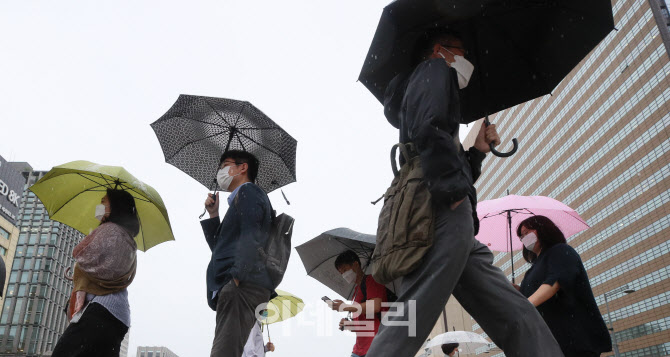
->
[365, 30, 564, 357]
[330, 250, 390, 357]
[202, 150, 274, 357]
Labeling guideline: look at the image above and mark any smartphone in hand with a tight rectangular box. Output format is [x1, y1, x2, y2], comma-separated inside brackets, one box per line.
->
[321, 296, 332, 304]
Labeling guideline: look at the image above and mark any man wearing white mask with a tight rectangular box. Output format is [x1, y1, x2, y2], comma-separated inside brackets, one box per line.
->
[202, 150, 274, 357]
[330, 250, 388, 357]
[366, 30, 564, 357]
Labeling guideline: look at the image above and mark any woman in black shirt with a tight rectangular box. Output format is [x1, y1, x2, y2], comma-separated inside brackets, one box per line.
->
[516, 215, 612, 357]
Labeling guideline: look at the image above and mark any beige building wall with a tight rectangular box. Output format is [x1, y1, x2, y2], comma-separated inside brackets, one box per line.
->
[0, 215, 19, 316]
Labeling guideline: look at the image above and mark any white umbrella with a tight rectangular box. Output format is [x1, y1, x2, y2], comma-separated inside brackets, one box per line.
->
[426, 331, 490, 355]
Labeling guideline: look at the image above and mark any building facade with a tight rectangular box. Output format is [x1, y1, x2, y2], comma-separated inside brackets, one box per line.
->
[0, 157, 28, 318]
[136, 346, 180, 357]
[0, 166, 84, 356]
[447, 0, 670, 355]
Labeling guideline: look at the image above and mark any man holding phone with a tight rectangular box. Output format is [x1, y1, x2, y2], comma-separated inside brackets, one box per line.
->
[202, 150, 274, 357]
[329, 250, 388, 357]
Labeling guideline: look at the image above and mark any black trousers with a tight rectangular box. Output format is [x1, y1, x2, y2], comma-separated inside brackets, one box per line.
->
[52, 303, 128, 357]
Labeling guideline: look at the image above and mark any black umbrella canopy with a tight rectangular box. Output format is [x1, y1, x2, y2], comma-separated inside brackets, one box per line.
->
[296, 228, 399, 300]
[151, 95, 297, 193]
[359, 0, 615, 124]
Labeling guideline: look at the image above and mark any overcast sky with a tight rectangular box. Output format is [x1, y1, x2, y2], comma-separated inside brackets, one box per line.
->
[0, 1, 476, 356]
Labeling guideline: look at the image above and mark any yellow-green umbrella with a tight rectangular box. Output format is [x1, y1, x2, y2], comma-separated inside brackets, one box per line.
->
[262, 289, 304, 325]
[29, 160, 174, 251]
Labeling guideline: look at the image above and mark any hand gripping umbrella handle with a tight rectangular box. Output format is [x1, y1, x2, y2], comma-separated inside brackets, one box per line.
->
[484, 118, 518, 158]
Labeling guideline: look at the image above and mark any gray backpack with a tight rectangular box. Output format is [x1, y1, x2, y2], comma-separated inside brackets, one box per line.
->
[259, 211, 294, 288]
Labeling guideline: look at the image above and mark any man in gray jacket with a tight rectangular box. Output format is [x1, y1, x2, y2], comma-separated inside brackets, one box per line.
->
[365, 30, 564, 357]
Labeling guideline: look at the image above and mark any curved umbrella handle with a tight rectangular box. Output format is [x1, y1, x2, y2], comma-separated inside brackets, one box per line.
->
[484, 117, 519, 158]
[489, 138, 519, 158]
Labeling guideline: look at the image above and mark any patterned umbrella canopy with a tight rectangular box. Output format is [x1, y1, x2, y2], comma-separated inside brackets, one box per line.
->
[151, 95, 297, 193]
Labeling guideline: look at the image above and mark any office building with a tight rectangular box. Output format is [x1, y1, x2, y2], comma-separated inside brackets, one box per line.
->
[0, 165, 84, 356]
[0, 156, 28, 314]
[136, 346, 180, 357]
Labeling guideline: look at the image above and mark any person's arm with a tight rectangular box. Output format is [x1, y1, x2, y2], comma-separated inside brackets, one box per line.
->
[404, 59, 470, 205]
[201, 193, 221, 252]
[341, 298, 383, 316]
[529, 244, 581, 306]
[229, 186, 266, 284]
[347, 277, 387, 317]
[528, 281, 561, 306]
[468, 122, 501, 183]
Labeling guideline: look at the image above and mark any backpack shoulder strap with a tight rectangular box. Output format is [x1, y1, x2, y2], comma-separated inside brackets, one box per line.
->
[360, 275, 368, 302]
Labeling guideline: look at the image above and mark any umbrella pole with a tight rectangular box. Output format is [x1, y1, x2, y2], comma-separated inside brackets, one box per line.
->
[267, 323, 271, 343]
[507, 210, 515, 284]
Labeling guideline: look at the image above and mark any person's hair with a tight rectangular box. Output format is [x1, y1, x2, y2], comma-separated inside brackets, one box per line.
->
[334, 250, 361, 270]
[104, 188, 140, 237]
[219, 150, 260, 183]
[412, 28, 463, 66]
[516, 215, 567, 263]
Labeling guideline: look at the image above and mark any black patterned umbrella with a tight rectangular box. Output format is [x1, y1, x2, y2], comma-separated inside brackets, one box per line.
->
[151, 95, 297, 193]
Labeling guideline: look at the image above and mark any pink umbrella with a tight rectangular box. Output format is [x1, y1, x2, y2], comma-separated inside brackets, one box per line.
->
[475, 195, 589, 283]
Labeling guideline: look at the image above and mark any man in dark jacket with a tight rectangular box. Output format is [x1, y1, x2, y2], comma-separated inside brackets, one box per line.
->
[365, 31, 564, 357]
[202, 150, 273, 357]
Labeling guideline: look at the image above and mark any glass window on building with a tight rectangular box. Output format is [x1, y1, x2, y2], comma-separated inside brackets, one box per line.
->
[28, 286, 37, 298]
[0, 227, 9, 240]
[11, 300, 23, 324]
[25, 247, 34, 258]
[28, 328, 38, 354]
[16, 247, 23, 257]
[50, 233, 58, 244]
[17, 285, 26, 297]
[0, 246, 7, 256]
[0, 303, 9, 324]
[18, 326, 28, 351]
[34, 299, 44, 324]
[36, 247, 44, 257]
[28, 234, 37, 245]
[8, 272, 17, 284]
[34, 259, 41, 271]
[6, 325, 17, 351]
[18, 234, 27, 244]
[20, 272, 28, 283]
[39, 234, 47, 244]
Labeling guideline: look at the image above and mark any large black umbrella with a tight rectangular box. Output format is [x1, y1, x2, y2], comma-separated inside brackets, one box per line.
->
[151, 95, 297, 193]
[359, 0, 614, 156]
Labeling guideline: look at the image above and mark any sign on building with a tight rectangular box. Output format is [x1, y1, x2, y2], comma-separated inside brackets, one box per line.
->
[0, 155, 26, 225]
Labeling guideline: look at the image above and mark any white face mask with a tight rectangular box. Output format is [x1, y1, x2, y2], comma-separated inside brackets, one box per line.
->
[94, 204, 107, 222]
[521, 232, 538, 251]
[216, 166, 240, 192]
[439, 48, 475, 89]
[342, 269, 357, 284]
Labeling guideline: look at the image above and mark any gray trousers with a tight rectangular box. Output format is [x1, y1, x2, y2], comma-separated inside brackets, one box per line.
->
[211, 280, 271, 357]
[366, 200, 564, 357]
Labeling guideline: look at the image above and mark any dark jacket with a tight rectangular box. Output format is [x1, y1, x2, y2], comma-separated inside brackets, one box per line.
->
[384, 58, 486, 233]
[520, 243, 612, 355]
[201, 183, 274, 310]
